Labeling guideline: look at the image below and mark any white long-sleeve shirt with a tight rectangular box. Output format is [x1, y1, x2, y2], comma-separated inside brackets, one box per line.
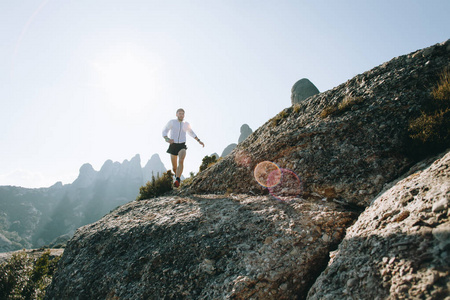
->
[162, 119, 197, 143]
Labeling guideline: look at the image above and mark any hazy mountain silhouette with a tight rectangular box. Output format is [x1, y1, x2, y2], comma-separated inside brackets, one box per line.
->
[0, 154, 167, 252]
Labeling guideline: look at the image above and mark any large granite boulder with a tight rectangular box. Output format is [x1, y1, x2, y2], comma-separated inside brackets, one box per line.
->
[291, 78, 320, 105]
[238, 124, 253, 144]
[308, 150, 450, 299]
[45, 194, 356, 299]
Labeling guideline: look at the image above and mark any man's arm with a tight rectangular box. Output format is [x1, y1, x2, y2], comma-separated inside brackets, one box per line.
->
[162, 120, 174, 144]
[194, 136, 205, 147]
[186, 122, 204, 147]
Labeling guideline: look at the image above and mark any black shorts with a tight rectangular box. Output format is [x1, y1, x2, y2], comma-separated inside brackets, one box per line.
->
[167, 143, 187, 156]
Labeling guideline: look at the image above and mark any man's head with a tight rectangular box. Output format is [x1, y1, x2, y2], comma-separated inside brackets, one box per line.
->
[176, 108, 185, 121]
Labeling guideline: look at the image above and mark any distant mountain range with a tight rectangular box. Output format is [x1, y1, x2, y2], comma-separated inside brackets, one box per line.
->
[0, 154, 166, 252]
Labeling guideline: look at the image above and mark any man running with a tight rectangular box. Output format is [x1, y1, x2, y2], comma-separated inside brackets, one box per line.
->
[162, 108, 204, 187]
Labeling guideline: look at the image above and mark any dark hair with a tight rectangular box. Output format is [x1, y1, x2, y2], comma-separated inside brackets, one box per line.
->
[176, 108, 185, 113]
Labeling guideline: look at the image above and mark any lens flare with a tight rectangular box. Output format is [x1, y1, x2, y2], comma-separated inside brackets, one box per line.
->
[269, 168, 303, 201]
[254, 161, 282, 188]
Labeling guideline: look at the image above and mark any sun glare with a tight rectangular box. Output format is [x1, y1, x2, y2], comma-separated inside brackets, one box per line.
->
[92, 48, 161, 116]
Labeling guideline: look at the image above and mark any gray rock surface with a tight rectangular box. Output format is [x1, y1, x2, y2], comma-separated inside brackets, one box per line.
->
[189, 40, 450, 207]
[45, 149, 449, 299]
[308, 150, 450, 299]
[45, 194, 356, 299]
[238, 124, 253, 144]
[291, 78, 320, 105]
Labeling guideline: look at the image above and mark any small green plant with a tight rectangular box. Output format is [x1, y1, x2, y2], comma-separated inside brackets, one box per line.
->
[320, 106, 338, 118]
[409, 110, 449, 143]
[338, 95, 364, 111]
[431, 67, 450, 102]
[408, 68, 450, 157]
[270, 110, 289, 127]
[0, 250, 60, 300]
[136, 170, 173, 200]
[199, 155, 218, 172]
[320, 95, 364, 118]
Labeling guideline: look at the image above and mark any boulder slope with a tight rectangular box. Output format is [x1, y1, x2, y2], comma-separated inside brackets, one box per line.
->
[45, 40, 450, 299]
[45, 194, 357, 299]
[45, 150, 449, 299]
[189, 40, 450, 207]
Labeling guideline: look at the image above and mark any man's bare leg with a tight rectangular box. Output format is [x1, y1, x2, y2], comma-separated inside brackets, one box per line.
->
[170, 155, 178, 176]
[177, 149, 186, 179]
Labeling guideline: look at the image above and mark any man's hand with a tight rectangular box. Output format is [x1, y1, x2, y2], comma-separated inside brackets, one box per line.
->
[164, 136, 174, 144]
[199, 141, 205, 147]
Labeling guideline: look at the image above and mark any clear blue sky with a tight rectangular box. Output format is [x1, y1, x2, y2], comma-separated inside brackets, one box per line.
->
[1, 0, 449, 188]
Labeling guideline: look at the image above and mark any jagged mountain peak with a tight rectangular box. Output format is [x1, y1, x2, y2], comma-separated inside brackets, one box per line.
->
[149, 153, 161, 160]
[0, 153, 167, 252]
[123, 154, 141, 166]
[78, 163, 95, 174]
[73, 163, 97, 188]
[143, 153, 166, 179]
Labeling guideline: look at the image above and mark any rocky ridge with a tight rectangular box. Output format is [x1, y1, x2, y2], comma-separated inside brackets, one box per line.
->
[45, 40, 450, 299]
[188, 40, 450, 207]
